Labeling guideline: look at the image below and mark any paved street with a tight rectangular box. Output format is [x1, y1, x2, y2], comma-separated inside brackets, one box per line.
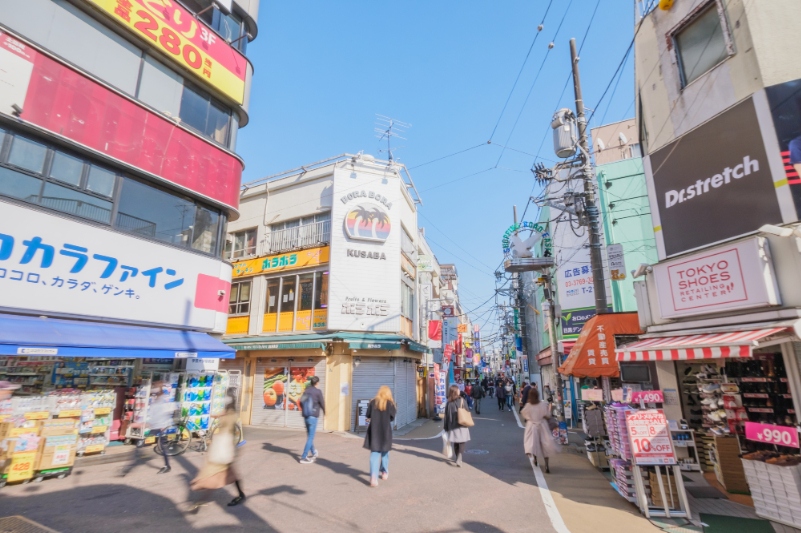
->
[0, 406, 659, 533]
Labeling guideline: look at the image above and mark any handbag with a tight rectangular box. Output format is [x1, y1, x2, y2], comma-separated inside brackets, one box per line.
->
[441, 432, 453, 458]
[457, 399, 475, 427]
[208, 427, 235, 465]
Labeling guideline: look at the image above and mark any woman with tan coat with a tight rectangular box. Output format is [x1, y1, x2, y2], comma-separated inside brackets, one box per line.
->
[189, 389, 245, 510]
[521, 388, 560, 473]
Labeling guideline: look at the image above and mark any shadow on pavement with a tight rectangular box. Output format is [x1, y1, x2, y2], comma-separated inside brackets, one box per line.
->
[262, 441, 371, 485]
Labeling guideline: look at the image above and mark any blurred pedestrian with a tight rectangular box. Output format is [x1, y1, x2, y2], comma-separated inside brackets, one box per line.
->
[522, 388, 560, 474]
[149, 381, 176, 475]
[496, 381, 506, 411]
[299, 376, 325, 464]
[504, 379, 514, 411]
[444, 385, 471, 467]
[363, 385, 396, 487]
[519, 382, 531, 413]
[190, 389, 246, 509]
[470, 380, 484, 415]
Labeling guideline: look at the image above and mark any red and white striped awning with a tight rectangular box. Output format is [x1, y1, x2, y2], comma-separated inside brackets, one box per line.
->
[616, 328, 789, 361]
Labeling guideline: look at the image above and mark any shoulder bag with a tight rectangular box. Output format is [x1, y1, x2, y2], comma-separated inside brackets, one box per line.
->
[456, 399, 475, 427]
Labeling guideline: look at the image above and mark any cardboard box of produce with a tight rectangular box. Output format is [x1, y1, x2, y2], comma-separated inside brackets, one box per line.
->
[36, 435, 78, 470]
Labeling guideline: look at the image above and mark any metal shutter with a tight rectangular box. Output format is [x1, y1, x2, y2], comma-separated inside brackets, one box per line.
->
[407, 361, 418, 425]
[251, 358, 326, 428]
[394, 359, 407, 430]
[285, 359, 326, 429]
[251, 360, 289, 427]
[351, 358, 395, 431]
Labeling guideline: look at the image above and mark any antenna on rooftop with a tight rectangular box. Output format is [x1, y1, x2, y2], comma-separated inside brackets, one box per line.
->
[374, 114, 411, 162]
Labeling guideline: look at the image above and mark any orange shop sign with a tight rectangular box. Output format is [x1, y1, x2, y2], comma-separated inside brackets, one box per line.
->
[232, 247, 330, 278]
[87, 0, 247, 105]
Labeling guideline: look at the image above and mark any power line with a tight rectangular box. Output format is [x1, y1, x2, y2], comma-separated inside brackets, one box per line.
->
[418, 212, 497, 271]
[418, 167, 495, 193]
[488, 0, 555, 142]
[408, 143, 487, 170]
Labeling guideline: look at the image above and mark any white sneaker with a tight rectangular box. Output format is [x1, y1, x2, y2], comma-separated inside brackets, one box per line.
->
[299, 457, 314, 464]
[708, 411, 722, 422]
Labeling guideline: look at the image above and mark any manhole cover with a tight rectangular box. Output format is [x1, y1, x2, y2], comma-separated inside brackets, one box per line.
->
[466, 449, 489, 455]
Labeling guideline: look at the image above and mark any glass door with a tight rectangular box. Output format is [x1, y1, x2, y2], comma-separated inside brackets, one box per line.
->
[278, 275, 296, 332]
[295, 273, 314, 330]
[263, 278, 280, 332]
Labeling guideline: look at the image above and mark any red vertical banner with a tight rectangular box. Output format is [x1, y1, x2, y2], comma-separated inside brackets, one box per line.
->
[444, 344, 453, 364]
[456, 333, 463, 354]
[428, 320, 442, 340]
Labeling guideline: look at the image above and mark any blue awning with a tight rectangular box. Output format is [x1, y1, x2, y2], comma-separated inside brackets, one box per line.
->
[0, 314, 234, 359]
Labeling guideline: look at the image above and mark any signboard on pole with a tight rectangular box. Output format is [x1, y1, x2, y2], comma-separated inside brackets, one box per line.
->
[607, 243, 626, 281]
[625, 409, 676, 465]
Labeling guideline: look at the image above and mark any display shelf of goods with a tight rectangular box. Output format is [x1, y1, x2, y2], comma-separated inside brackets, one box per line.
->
[743, 453, 801, 527]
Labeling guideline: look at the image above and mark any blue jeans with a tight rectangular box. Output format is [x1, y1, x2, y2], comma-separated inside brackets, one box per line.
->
[506, 396, 513, 409]
[370, 451, 389, 479]
[301, 416, 318, 459]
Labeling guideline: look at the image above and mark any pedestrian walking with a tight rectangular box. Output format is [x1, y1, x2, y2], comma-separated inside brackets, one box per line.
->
[521, 388, 561, 474]
[189, 389, 246, 509]
[504, 380, 514, 411]
[299, 376, 325, 464]
[470, 380, 484, 415]
[519, 382, 531, 413]
[457, 379, 465, 394]
[363, 385, 396, 487]
[464, 381, 473, 410]
[149, 381, 176, 475]
[496, 381, 506, 411]
[444, 385, 471, 467]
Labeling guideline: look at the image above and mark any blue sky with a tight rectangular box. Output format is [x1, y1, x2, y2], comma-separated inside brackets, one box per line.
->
[237, 0, 638, 346]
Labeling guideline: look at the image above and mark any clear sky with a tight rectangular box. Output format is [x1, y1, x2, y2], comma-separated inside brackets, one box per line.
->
[237, 0, 638, 347]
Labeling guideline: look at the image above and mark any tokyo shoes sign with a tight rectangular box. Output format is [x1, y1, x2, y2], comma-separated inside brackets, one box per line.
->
[652, 236, 780, 319]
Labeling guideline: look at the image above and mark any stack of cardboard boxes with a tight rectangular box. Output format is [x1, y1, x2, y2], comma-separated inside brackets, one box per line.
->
[0, 419, 78, 485]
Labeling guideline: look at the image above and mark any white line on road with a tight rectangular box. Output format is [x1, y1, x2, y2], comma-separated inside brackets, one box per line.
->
[514, 408, 572, 533]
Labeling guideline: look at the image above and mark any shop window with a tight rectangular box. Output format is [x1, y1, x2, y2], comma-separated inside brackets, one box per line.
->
[313, 271, 329, 329]
[216, 8, 247, 54]
[179, 83, 231, 146]
[401, 283, 414, 319]
[674, 3, 731, 87]
[0, 124, 224, 257]
[269, 212, 332, 253]
[225, 228, 258, 260]
[263, 278, 280, 332]
[229, 281, 251, 316]
[296, 273, 314, 331]
[117, 177, 194, 246]
[278, 276, 297, 332]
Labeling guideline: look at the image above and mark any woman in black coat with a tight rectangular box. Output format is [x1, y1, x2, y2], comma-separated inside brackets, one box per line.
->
[363, 385, 396, 487]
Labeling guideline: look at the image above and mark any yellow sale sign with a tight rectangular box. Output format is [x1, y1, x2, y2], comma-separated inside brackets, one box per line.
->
[85, 0, 247, 104]
[8, 451, 37, 482]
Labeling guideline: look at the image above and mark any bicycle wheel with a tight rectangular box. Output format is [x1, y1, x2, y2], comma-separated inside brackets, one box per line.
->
[158, 424, 192, 456]
[209, 420, 243, 445]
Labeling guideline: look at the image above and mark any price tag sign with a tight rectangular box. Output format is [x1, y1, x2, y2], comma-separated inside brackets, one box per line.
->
[580, 389, 604, 402]
[59, 410, 82, 418]
[0, 415, 9, 422]
[611, 389, 624, 402]
[8, 451, 37, 482]
[631, 390, 664, 404]
[625, 409, 676, 465]
[84, 444, 104, 453]
[91, 425, 108, 434]
[745, 422, 799, 448]
[52, 444, 71, 466]
[24, 411, 50, 420]
[94, 407, 112, 415]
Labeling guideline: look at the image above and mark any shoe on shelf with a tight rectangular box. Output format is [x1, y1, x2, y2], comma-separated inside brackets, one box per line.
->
[716, 409, 728, 419]
[299, 457, 314, 464]
[702, 383, 721, 393]
[157, 466, 171, 474]
[708, 411, 722, 422]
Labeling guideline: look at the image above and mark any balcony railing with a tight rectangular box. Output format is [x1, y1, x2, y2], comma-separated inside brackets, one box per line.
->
[269, 220, 331, 254]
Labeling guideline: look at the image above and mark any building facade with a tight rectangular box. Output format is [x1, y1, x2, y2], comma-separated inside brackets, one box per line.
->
[0, 0, 259, 362]
[221, 154, 429, 432]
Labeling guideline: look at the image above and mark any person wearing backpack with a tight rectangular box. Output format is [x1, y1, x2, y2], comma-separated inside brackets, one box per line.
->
[299, 376, 325, 464]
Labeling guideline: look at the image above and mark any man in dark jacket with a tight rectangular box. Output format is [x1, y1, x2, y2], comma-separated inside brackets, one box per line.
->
[299, 376, 325, 464]
[471, 381, 484, 414]
[496, 382, 506, 411]
[519, 382, 531, 413]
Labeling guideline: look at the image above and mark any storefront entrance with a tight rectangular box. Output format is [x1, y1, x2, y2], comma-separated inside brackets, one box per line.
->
[251, 357, 326, 429]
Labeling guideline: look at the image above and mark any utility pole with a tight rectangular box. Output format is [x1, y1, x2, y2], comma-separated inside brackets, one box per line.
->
[542, 273, 565, 421]
[570, 37, 608, 316]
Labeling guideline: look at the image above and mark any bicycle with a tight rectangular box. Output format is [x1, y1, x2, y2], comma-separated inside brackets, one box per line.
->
[157, 416, 243, 456]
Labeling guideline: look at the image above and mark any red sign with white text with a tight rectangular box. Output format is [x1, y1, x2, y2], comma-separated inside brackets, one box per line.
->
[625, 409, 676, 465]
[631, 390, 664, 404]
[745, 421, 799, 448]
[444, 345, 453, 364]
